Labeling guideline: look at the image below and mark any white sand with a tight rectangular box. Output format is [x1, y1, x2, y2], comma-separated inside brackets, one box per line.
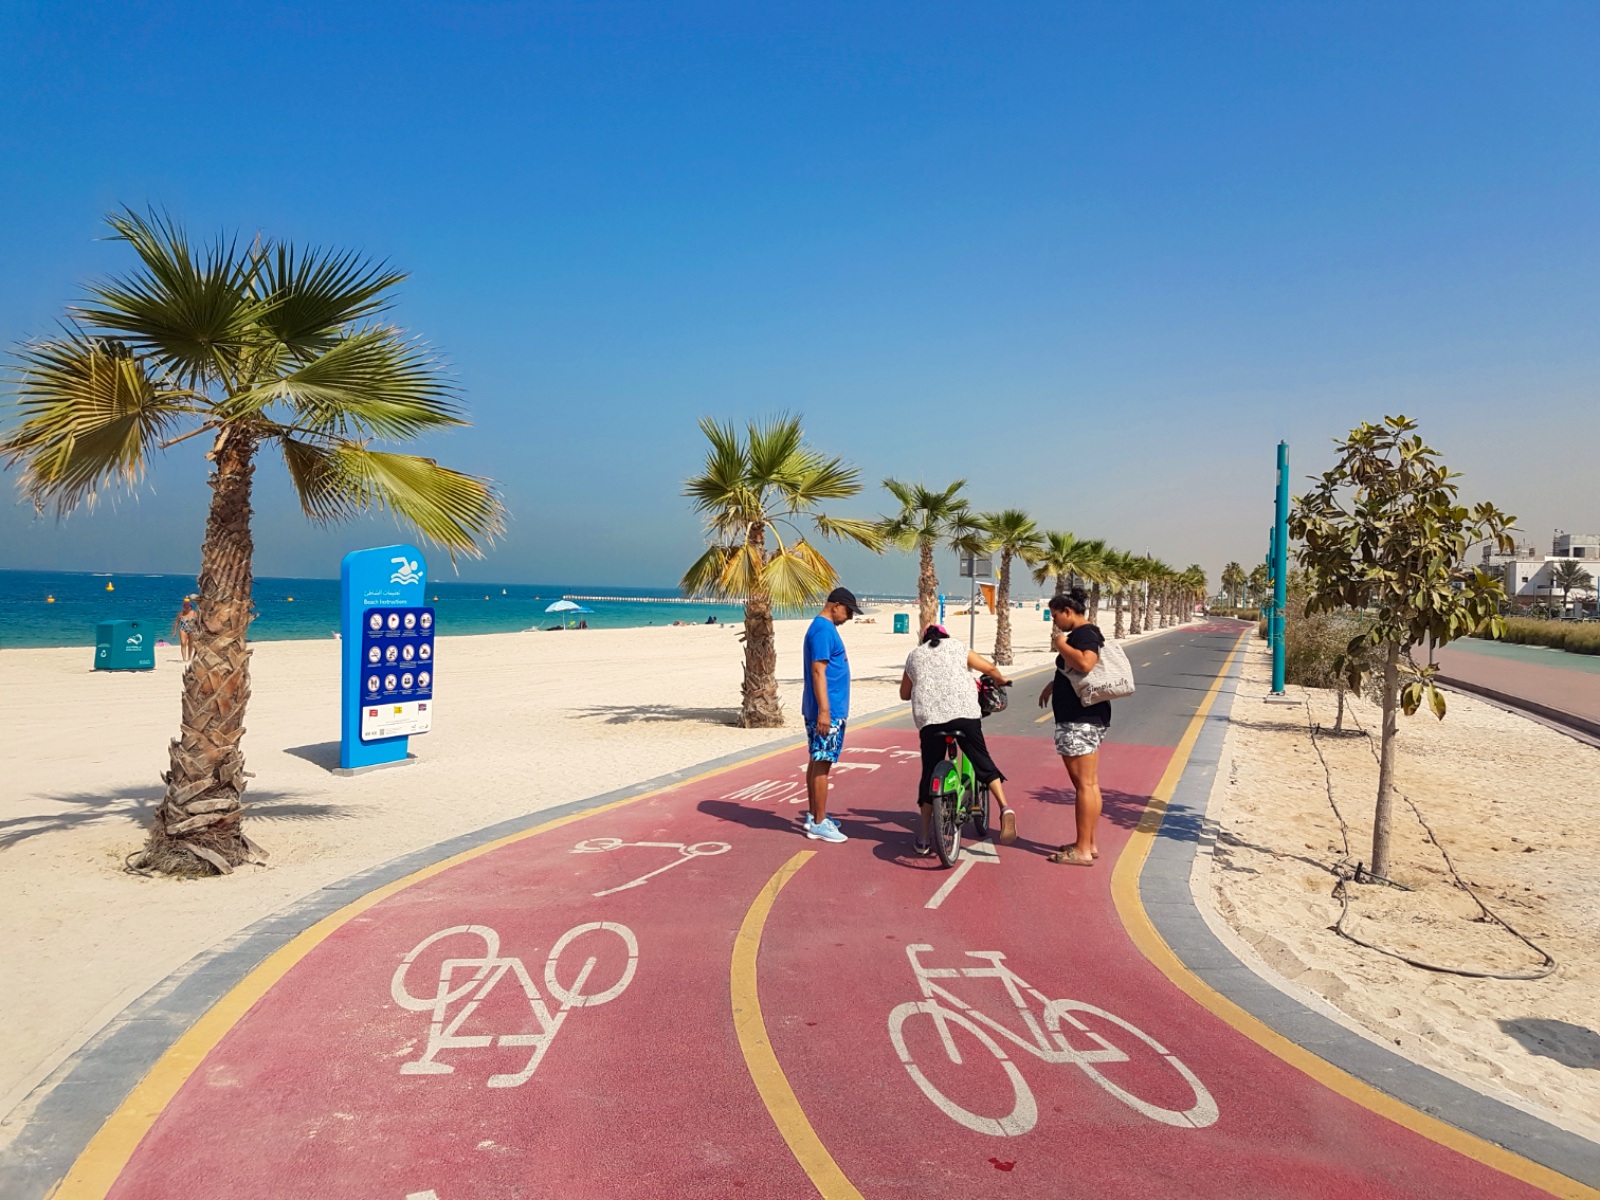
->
[1202, 641, 1600, 1139]
[0, 602, 1091, 1133]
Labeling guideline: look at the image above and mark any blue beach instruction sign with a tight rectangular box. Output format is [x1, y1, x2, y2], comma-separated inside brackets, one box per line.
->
[340, 545, 433, 771]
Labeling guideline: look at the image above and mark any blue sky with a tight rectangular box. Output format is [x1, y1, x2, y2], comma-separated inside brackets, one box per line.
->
[2, 1, 1595, 594]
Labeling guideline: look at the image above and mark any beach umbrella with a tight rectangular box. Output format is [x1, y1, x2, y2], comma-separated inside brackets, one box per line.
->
[543, 599, 593, 629]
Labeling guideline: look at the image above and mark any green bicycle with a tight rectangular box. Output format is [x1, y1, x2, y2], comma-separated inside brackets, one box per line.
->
[927, 679, 1010, 867]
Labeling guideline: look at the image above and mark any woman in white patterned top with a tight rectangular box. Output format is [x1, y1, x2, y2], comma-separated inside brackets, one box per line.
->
[899, 624, 1017, 855]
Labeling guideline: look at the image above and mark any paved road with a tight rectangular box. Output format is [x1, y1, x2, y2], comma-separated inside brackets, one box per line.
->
[65, 624, 1567, 1199]
[1436, 641, 1600, 732]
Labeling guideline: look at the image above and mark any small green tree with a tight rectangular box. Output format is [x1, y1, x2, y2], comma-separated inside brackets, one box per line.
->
[1290, 416, 1514, 878]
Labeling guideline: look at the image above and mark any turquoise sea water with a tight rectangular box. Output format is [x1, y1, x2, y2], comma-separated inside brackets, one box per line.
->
[0, 570, 757, 649]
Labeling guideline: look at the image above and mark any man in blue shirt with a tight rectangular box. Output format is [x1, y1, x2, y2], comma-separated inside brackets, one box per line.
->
[802, 587, 861, 843]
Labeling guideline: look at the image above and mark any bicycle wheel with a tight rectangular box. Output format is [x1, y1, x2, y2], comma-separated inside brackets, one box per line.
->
[1044, 1000, 1219, 1128]
[887, 1000, 1038, 1137]
[929, 761, 963, 867]
[971, 780, 991, 839]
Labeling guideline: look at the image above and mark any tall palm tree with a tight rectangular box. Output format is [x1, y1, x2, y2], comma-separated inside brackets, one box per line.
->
[1220, 561, 1246, 608]
[978, 509, 1045, 665]
[1103, 549, 1134, 638]
[1247, 562, 1270, 606]
[879, 479, 973, 634]
[1030, 531, 1082, 597]
[1, 210, 502, 875]
[1181, 564, 1208, 621]
[1551, 559, 1594, 615]
[683, 415, 881, 728]
[1075, 538, 1112, 622]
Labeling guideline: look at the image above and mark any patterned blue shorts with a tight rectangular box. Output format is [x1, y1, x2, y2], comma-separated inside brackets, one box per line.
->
[808, 718, 847, 763]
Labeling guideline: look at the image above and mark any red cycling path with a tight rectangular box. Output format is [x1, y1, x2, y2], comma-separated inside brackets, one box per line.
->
[52, 624, 1587, 1199]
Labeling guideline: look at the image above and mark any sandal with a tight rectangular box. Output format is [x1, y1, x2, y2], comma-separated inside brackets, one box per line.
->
[998, 808, 1018, 845]
[1057, 842, 1100, 860]
[1048, 847, 1095, 866]
[913, 837, 933, 857]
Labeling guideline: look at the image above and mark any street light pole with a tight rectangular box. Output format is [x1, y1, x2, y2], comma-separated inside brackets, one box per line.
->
[1269, 440, 1289, 696]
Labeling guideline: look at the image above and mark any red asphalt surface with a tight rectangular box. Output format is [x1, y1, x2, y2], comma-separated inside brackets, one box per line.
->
[102, 631, 1554, 1199]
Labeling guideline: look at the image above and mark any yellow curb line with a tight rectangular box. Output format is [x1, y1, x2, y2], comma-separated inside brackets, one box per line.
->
[48, 712, 910, 1200]
[1109, 632, 1599, 1200]
[731, 851, 864, 1199]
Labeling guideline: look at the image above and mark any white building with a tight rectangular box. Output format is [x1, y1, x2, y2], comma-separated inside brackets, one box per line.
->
[1494, 531, 1599, 614]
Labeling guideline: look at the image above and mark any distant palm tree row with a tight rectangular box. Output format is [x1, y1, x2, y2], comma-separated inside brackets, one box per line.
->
[1218, 560, 1271, 609]
[683, 416, 1209, 727]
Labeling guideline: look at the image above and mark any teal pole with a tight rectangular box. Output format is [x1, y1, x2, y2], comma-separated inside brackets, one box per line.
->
[1271, 440, 1289, 694]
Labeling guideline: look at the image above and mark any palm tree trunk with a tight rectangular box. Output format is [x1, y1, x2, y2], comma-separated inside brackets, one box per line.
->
[141, 428, 260, 874]
[1054, 572, 1067, 598]
[918, 541, 938, 634]
[740, 525, 782, 728]
[1129, 586, 1142, 635]
[994, 550, 1013, 665]
[1114, 588, 1127, 638]
[1088, 582, 1100, 624]
[1370, 641, 1401, 878]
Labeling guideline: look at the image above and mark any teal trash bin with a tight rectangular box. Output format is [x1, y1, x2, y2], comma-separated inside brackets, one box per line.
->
[893, 612, 910, 634]
[95, 620, 155, 671]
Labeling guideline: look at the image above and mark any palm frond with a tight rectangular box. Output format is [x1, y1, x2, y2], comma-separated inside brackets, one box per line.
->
[681, 544, 739, 596]
[2, 335, 192, 514]
[275, 439, 503, 557]
[745, 414, 806, 486]
[763, 544, 834, 609]
[227, 327, 463, 436]
[812, 513, 886, 550]
[255, 242, 404, 354]
[74, 208, 265, 386]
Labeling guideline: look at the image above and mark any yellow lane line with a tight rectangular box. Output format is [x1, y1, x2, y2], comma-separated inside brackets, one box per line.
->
[731, 852, 864, 1199]
[1109, 634, 1599, 1200]
[52, 713, 912, 1200]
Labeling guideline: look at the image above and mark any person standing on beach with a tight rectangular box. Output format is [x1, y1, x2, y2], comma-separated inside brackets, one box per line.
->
[170, 596, 198, 663]
[802, 587, 862, 844]
[1037, 589, 1110, 865]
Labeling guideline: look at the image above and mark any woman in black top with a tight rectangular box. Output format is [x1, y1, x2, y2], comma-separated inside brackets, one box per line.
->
[1036, 589, 1110, 865]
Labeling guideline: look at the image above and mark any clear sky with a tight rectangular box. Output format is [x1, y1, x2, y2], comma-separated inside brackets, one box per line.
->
[2, 2, 1595, 594]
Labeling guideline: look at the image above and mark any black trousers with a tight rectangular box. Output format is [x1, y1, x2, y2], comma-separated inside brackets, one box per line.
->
[918, 718, 1006, 803]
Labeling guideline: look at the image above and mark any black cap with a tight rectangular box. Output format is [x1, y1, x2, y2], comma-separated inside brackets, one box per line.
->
[827, 587, 863, 616]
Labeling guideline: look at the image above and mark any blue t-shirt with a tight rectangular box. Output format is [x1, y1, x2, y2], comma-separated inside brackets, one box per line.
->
[801, 614, 850, 722]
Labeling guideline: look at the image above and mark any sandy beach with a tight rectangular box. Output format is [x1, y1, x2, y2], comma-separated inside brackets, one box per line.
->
[1201, 640, 1600, 1140]
[0, 601, 1103, 1134]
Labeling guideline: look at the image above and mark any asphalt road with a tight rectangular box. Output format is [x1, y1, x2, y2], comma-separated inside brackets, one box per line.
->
[64, 622, 1564, 1200]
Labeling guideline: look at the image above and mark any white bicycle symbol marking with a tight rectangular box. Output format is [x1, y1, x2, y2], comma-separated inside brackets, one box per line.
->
[888, 943, 1218, 1136]
[571, 837, 731, 896]
[391, 922, 637, 1088]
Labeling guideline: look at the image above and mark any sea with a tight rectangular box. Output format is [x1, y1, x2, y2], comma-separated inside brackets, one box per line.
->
[0, 570, 760, 649]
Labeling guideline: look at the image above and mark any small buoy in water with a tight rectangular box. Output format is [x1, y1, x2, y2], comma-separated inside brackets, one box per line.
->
[46, 594, 55, 603]
[105, 581, 114, 591]
[286, 596, 294, 602]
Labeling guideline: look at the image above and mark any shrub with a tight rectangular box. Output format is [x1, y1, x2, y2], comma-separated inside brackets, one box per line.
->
[1283, 575, 1377, 730]
[1490, 617, 1600, 656]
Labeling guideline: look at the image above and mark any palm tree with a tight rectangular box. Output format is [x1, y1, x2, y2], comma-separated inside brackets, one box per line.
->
[1030, 531, 1086, 597]
[1, 210, 502, 875]
[1551, 559, 1594, 616]
[1221, 561, 1246, 608]
[1181, 564, 1208, 621]
[682, 415, 881, 728]
[1076, 539, 1112, 622]
[1102, 549, 1134, 638]
[879, 479, 973, 634]
[978, 509, 1045, 665]
[1247, 563, 1270, 607]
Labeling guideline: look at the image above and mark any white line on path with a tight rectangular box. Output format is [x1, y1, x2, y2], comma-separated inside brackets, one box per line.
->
[925, 840, 999, 910]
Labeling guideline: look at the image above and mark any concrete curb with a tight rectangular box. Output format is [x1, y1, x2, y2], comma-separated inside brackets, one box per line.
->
[1437, 673, 1600, 745]
[1140, 650, 1600, 1189]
